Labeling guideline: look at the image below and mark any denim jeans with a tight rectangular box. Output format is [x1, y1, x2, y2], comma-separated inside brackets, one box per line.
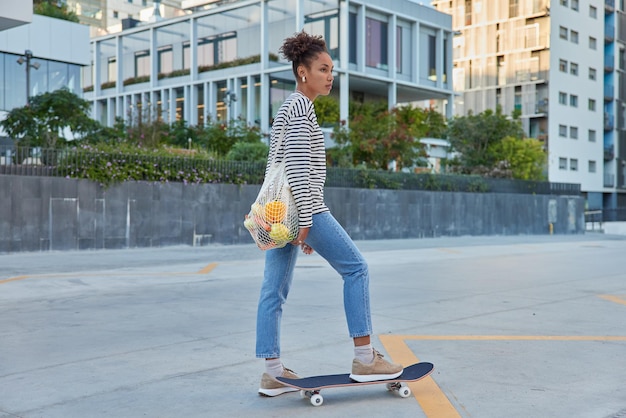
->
[256, 211, 372, 358]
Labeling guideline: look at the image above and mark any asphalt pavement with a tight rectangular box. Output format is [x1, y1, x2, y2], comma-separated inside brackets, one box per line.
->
[1, 233, 625, 418]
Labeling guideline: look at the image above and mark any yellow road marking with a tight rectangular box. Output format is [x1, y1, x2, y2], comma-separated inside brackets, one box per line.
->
[197, 262, 218, 274]
[380, 334, 626, 417]
[380, 334, 461, 418]
[598, 294, 626, 306]
[0, 275, 29, 284]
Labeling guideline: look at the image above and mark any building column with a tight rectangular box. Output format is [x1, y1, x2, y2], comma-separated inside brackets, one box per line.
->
[339, 0, 350, 127]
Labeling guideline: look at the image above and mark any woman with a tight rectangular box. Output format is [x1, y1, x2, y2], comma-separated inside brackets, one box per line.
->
[256, 31, 403, 397]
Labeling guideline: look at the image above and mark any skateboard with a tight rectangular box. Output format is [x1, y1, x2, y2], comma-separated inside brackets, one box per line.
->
[276, 362, 434, 406]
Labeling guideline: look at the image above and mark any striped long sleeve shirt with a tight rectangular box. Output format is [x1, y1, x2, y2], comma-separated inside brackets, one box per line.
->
[265, 92, 329, 228]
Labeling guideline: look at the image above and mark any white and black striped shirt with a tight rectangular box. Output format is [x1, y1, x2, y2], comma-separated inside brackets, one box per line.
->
[266, 92, 329, 228]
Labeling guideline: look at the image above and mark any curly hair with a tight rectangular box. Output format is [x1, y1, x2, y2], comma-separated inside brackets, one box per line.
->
[279, 31, 328, 79]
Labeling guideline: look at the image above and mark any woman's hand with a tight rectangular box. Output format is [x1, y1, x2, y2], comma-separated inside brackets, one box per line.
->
[291, 227, 313, 254]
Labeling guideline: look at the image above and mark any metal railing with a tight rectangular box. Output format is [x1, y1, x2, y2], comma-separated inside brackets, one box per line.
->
[0, 146, 581, 195]
[585, 208, 626, 223]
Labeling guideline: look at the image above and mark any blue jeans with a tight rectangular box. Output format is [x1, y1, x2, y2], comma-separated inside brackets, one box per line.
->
[256, 211, 372, 358]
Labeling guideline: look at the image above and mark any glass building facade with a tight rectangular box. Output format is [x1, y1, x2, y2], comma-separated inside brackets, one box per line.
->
[85, 0, 455, 133]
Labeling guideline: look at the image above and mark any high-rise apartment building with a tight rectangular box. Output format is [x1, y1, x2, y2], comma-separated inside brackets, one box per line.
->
[432, 0, 625, 212]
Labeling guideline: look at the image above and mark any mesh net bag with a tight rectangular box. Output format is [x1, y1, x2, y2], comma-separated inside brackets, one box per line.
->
[244, 160, 299, 250]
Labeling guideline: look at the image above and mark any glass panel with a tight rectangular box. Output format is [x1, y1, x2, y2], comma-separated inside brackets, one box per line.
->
[196, 84, 204, 125]
[99, 39, 116, 86]
[121, 30, 150, 82]
[158, 47, 173, 74]
[155, 20, 189, 76]
[366, 17, 388, 69]
[48, 60, 68, 92]
[216, 80, 227, 121]
[349, 12, 357, 64]
[304, 8, 339, 59]
[396, 26, 402, 73]
[269, 76, 295, 120]
[175, 87, 184, 121]
[196, 2, 261, 70]
[6, 52, 27, 109]
[267, 0, 297, 63]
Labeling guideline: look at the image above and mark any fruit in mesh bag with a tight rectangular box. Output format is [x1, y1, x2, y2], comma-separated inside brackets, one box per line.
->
[269, 223, 291, 244]
[264, 200, 287, 223]
[243, 215, 256, 231]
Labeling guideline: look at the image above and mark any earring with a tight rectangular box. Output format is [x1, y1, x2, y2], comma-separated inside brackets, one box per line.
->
[301, 76, 306, 83]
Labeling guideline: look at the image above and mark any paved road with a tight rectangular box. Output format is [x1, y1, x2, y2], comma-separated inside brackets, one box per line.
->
[1, 234, 625, 418]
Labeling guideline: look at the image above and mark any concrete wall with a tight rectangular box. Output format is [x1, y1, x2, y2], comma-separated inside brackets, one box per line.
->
[0, 175, 585, 253]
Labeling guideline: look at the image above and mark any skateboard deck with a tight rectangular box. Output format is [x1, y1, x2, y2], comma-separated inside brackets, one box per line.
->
[276, 362, 434, 406]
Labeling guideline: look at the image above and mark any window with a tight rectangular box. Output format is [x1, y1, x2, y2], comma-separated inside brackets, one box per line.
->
[113, 10, 118, 18]
[509, 0, 519, 18]
[559, 26, 568, 40]
[570, 31, 579, 44]
[588, 129, 596, 142]
[559, 157, 568, 169]
[134, 50, 150, 78]
[589, 37, 597, 49]
[197, 31, 237, 68]
[589, 99, 596, 111]
[107, 57, 116, 82]
[570, 158, 578, 171]
[589, 160, 596, 173]
[305, 9, 339, 59]
[127, 0, 132, 3]
[559, 92, 567, 104]
[589, 67, 597, 80]
[560, 0, 568, 5]
[559, 59, 568, 72]
[570, 95, 578, 107]
[427, 34, 437, 80]
[571, 0, 579, 11]
[559, 124, 568, 137]
[590, 5, 597, 18]
[366, 17, 388, 70]
[396, 26, 403, 74]
[349, 13, 357, 64]
[158, 46, 173, 74]
[570, 62, 578, 75]
[570, 126, 578, 139]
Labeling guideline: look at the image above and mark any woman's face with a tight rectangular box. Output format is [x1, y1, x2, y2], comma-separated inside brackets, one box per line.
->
[298, 52, 334, 99]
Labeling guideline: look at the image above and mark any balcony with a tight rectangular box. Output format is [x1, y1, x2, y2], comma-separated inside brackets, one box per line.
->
[606, 0, 615, 12]
[604, 173, 615, 187]
[535, 99, 549, 115]
[605, 54, 615, 72]
[605, 24, 615, 42]
[605, 83, 615, 101]
[605, 113, 615, 131]
[604, 144, 615, 160]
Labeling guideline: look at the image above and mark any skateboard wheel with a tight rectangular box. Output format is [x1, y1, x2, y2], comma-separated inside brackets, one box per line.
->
[399, 386, 412, 398]
[386, 383, 393, 391]
[310, 394, 324, 406]
[300, 390, 307, 399]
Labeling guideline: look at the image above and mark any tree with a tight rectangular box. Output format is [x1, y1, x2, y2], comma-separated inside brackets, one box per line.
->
[446, 106, 526, 174]
[313, 96, 340, 127]
[331, 102, 428, 170]
[1, 88, 99, 147]
[490, 136, 546, 180]
[34, 0, 79, 23]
